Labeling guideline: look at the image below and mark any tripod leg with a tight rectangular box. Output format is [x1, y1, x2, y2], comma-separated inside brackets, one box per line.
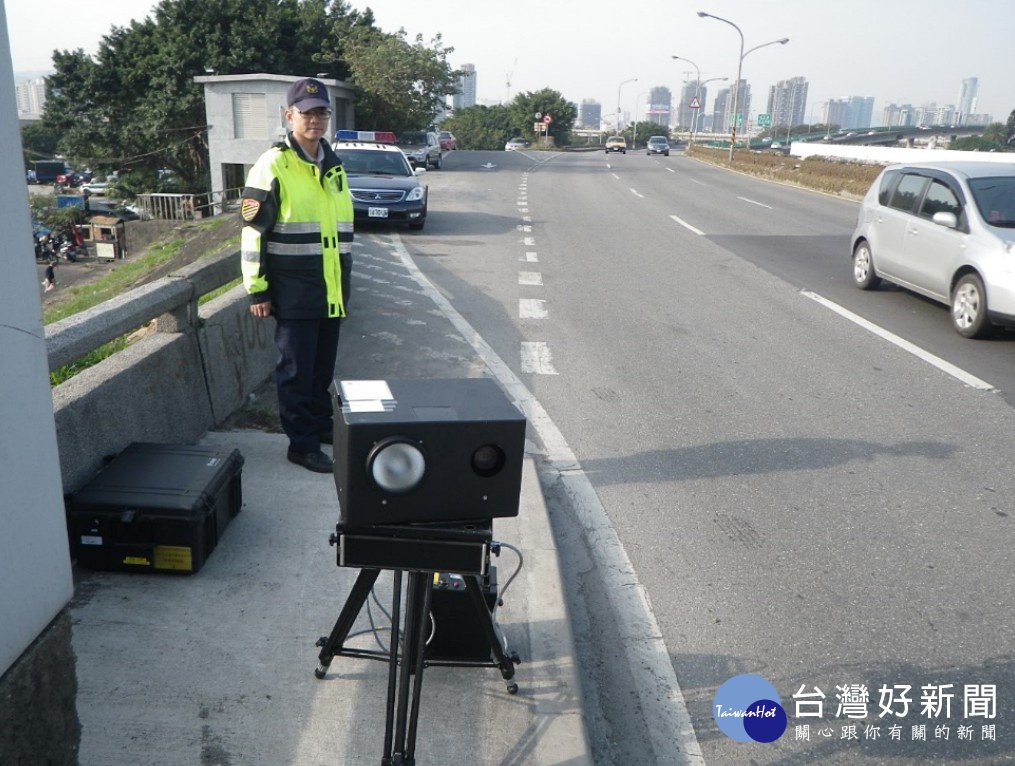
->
[392, 571, 430, 762]
[465, 575, 520, 694]
[404, 573, 433, 763]
[315, 568, 381, 679]
[382, 570, 403, 764]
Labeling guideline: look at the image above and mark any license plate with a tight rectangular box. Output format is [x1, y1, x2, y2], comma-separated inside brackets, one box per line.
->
[368, 207, 388, 218]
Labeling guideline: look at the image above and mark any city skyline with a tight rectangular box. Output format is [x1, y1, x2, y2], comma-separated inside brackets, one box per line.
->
[7, 0, 1010, 128]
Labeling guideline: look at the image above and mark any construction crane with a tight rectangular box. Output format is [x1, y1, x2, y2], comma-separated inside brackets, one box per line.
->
[505, 58, 518, 102]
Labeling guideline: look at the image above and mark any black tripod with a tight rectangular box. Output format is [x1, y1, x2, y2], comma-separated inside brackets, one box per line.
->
[314, 525, 521, 765]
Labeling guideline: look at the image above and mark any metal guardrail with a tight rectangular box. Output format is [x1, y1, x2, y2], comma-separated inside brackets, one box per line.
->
[133, 187, 243, 221]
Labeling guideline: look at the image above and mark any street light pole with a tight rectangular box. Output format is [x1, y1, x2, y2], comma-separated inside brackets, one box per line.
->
[617, 78, 637, 137]
[697, 11, 788, 160]
[696, 13, 743, 160]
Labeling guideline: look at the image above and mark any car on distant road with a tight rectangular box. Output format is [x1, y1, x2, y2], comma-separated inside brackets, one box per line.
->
[605, 136, 626, 154]
[504, 137, 529, 151]
[646, 136, 670, 156]
[438, 131, 457, 151]
[851, 160, 1015, 338]
[394, 130, 442, 170]
[332, 133, 428, 230]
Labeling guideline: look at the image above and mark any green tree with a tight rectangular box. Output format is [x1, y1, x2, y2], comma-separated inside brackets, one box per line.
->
[950, 122, 1013, 152]
[42, 0, 372, 192]
[507, 89, 576, 146]
[442, 104, 517, 150]
[324, 26, 459, 132]
[20, 121, 61, 169]
[631, 120, 667, 146]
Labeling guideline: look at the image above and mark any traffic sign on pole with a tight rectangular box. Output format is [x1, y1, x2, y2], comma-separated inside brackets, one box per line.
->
[543, 114, 553, 124]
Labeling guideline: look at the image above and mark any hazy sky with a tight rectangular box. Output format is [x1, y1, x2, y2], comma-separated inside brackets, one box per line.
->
[7, 0, 1013, 122]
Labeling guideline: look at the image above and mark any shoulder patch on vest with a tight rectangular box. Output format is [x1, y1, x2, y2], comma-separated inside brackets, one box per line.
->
[241, 198, 261, 222]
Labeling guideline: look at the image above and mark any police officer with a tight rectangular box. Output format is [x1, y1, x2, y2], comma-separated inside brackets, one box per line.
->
[240, 77, 353, 473]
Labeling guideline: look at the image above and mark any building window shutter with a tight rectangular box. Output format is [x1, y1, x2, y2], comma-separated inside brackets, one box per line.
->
[233, 93, 267, 139]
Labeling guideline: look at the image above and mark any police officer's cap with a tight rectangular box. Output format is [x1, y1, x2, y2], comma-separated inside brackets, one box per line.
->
[287, 77, 331, 111]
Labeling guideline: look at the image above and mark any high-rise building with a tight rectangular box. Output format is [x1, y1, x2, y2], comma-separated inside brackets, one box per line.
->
[766, 77, 808, 129]
[578, 99, 602, 129]
[452, 64, 477, 111]
[882, 103, 916, 127]
[678, 82, 711, 132]
[677, 80, 697, 129]
[16, 78, 46, 118]
[956, 77, 977, 125]
[913, 103, 957, 126]
[714, 81, 751, 134]
[823, 96, 873, 130]
[647, 86, 671, 127]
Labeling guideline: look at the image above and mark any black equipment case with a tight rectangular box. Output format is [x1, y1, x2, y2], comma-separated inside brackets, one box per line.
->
[67, 442, 244, 574]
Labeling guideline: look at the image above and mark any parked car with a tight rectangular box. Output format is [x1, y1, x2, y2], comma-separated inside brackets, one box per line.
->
[605, 136, 627, 154]
[82, 180, 112, 196]
[504, 137, 529, 151]
[395, 130, 442, 170]
[851, 161, 1015, 338]
[438, 131, 457, 151]
[85, 201, 140, 221]
[332, 133, 428, 230]
[646, 136, 670, 156]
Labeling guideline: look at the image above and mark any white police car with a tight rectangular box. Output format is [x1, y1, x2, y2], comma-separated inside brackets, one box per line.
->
[332, 130, 428, 230]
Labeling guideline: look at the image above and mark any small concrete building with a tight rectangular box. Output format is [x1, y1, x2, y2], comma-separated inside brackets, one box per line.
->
[194, 73, 355, 205]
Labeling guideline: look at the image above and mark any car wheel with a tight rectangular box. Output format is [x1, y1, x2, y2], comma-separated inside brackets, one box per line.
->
[951, 273, 991, 338]
[852, 241, 881, 290]
[431, 154, 442, 170]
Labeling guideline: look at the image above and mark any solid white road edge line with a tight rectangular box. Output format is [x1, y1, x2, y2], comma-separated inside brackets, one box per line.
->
[801, 290, 996, 391]
[391, 236, 706, 765]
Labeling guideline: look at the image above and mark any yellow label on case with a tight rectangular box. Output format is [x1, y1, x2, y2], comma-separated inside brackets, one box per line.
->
[154, 546, 194, 571]
[123, 556, 151, 567]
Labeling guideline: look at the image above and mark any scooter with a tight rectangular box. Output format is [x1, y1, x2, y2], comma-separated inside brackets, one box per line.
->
[58, 237, 85, 262]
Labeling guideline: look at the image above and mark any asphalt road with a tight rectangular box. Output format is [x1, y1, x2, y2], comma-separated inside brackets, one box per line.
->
[391, 148, 1015, 764]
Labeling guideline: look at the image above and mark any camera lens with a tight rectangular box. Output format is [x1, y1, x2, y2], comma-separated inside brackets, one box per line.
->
[471, 444, 505, 477]
[368, 439, 426, 493]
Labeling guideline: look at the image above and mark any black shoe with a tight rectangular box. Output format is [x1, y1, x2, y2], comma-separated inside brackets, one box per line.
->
[318, 430, 333, 445]
[287, 448, 333, 473]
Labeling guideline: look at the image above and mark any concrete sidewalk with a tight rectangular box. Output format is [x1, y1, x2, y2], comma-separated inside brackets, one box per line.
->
[68, 233, 592, 765]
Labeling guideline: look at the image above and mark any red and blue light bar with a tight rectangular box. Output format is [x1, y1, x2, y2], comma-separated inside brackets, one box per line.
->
[334, 130, 397, 143]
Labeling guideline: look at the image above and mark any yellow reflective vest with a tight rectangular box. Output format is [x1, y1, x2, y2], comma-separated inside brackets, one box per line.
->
[240, 134, 354, 319]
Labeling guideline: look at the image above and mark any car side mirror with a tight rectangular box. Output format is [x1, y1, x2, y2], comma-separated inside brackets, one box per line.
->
[932, 211, 959, 229]
[414, 167, 427, 176]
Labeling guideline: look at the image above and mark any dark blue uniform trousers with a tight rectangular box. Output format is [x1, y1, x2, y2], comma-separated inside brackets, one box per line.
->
[274, 316, 342, 452]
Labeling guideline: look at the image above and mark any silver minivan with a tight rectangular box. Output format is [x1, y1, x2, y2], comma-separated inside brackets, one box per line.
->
[851, 161, 1015, 338]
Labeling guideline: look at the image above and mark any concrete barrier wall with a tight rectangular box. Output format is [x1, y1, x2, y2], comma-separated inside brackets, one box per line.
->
[791, 142, 1015, 166]
[51, 247, 275, 495]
